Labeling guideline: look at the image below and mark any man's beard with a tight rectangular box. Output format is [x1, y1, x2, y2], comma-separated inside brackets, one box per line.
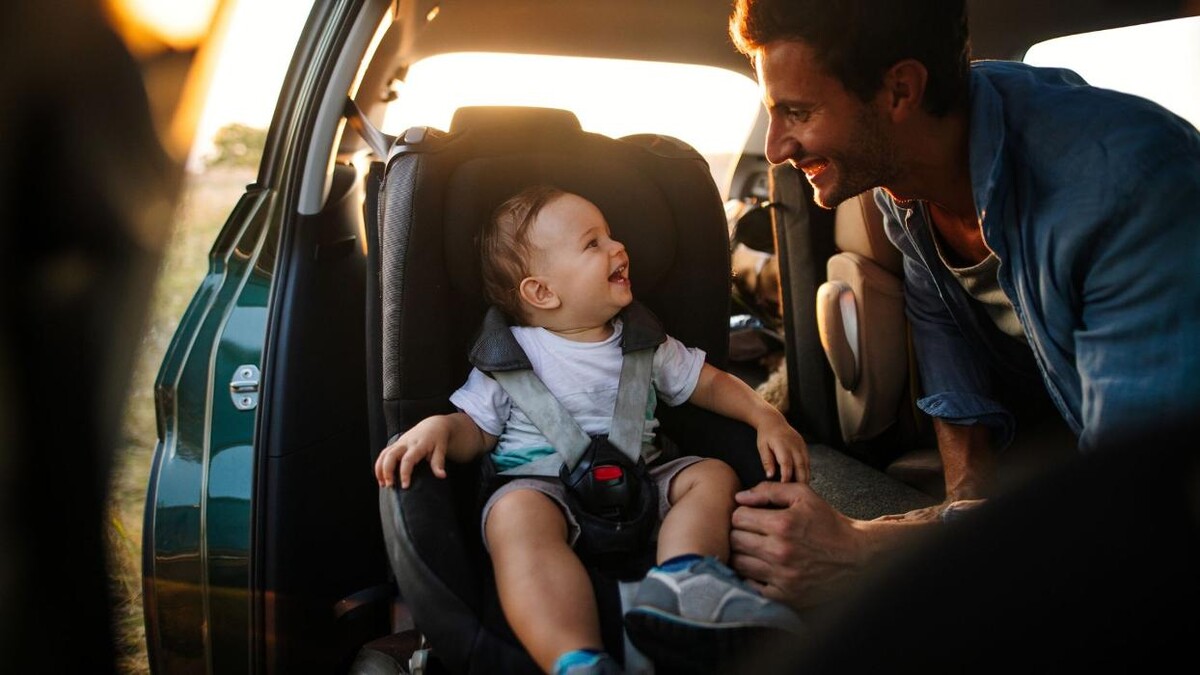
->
[810, 107, 900, 210]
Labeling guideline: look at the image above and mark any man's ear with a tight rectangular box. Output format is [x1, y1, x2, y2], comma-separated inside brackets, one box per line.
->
[518, 276, 561, 310]
[880, 59, 928, 121]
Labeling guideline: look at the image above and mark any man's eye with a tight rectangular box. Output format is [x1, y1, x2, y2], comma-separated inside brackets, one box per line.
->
[786, 108, 810, 123]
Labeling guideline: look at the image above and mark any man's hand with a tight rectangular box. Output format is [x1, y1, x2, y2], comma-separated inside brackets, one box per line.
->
[729, 481, 864, 609]
[374, 416, 454, 489]
[755, 413, 810, 483]
[731, 481, 944, 609]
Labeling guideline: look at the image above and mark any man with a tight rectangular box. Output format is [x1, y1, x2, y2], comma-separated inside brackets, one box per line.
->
[726, 0, 1200, 609]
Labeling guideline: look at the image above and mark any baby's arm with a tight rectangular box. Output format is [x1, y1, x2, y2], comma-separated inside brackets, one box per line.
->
[687, 363, 809, 483]
[374, 412, 498, 489]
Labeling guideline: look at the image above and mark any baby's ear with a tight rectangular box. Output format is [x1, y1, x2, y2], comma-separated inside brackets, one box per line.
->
[518, 276, 561, 310]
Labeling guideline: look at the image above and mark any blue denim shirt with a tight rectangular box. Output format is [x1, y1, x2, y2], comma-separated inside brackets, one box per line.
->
[878, 61, 1200, 452]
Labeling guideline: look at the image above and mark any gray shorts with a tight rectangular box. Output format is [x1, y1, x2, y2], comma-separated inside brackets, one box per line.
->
[480, 456, 705, 552]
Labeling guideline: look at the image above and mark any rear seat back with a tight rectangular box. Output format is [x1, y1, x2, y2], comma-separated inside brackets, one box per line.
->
[372, 106, 735, 672]
[816, 192, 908, 444]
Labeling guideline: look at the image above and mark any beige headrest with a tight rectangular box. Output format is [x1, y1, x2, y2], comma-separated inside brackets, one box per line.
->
[834, 192, 903, 275]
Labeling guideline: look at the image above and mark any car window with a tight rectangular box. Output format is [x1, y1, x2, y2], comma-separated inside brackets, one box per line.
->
[1023, 16, 1200, 130]
[188, 0, 317, 170]
[380, 52, 762, 199]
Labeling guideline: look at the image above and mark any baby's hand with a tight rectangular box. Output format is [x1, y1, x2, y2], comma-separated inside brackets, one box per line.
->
[756, 414, 810, 483]
[374, 416, 453, 489]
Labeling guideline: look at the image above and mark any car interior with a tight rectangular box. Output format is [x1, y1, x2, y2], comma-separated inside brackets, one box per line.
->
[181, 1, 1198, 673]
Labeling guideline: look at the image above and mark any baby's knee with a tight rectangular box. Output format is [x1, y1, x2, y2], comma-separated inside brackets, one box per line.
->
[694, 458, 740, 487]
[485, 488, 568, 543]
[673, 459, 740, 503]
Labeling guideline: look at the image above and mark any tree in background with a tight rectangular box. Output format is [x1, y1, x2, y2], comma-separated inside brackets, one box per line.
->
[209, 123, 266, 168]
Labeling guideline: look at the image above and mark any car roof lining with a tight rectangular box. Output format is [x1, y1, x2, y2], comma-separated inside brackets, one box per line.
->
[386, 0, 1196, 69]
[393, 0, 752, 74]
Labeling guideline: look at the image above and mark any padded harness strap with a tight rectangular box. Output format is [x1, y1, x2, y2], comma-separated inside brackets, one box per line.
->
[491, 348, 653, 469]
[607, 348, 654, 459]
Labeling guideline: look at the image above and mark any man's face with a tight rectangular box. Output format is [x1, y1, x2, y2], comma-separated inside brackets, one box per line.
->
[757, 40, 900, 209]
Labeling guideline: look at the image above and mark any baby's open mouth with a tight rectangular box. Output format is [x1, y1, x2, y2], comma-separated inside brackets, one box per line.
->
[609, 264, 628, 283]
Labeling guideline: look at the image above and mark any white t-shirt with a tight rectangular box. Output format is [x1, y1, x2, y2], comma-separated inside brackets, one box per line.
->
[450, 319, 706, 470]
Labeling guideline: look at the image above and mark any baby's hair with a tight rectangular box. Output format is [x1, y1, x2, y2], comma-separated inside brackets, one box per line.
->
[481, 185, 567, 324]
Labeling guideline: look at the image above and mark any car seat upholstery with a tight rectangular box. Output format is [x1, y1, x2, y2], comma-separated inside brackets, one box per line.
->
[812, 192, 950, 497]
[816, 192, 908, 444]
[767, 167, 941, 502]
[370, 106, 762, 673]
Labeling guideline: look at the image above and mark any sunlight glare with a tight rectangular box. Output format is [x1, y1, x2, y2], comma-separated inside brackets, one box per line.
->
[1024, 16, 1200, 130]
[382, 53, 762, 192]
[105, 0, 221, 52]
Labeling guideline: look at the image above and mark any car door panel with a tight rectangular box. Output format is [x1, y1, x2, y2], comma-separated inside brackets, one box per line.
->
[145, 188, 273, 673]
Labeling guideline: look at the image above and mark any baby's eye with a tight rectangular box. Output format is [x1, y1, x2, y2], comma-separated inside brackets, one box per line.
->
[585, 238, 599, 249]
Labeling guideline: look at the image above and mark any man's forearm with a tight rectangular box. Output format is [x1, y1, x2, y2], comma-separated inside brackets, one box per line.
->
[933, 418, 995, 501]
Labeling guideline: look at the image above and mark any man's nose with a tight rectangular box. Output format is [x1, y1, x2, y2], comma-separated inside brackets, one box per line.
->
[764, 118, 798, 166]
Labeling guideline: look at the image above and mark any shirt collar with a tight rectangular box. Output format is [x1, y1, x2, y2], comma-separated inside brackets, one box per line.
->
[967, 62, 1009, 236]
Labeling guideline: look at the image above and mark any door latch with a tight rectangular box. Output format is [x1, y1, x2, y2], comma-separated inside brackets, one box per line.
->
[230, 364, 260, 411]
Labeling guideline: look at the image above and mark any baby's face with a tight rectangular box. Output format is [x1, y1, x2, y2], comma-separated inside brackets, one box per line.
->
[526, 194, 632, 326]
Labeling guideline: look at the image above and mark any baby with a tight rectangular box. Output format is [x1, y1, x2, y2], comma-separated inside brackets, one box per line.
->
[375, 186, 807, 674]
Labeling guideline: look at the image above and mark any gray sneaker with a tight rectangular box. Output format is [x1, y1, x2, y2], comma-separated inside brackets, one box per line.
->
[623, 556, 804, 671]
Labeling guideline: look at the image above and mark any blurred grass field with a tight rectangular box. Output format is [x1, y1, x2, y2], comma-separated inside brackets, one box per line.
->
[106, 165, 255, 674]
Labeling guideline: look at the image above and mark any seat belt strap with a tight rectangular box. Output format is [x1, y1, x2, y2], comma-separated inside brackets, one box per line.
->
[607, 349, 653, 460]
[492, 370, 592, 468]
[491, 348, 654, 469]
[343, 97, 397, 159]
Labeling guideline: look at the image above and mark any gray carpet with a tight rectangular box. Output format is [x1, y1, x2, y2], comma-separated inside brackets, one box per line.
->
[807, 444, 937, 520]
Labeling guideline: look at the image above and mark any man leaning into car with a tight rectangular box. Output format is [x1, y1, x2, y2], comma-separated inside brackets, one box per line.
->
[725, 0, 1200, 610]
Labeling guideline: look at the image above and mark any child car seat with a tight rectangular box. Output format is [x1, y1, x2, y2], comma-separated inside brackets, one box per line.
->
[368, 106, 765, 673]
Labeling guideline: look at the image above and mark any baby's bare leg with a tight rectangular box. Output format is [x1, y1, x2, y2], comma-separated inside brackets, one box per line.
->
[657, 459, 740, 563]
[486, 488, 601, 673]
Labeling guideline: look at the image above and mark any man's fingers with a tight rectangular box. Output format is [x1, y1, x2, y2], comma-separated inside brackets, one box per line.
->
[731, 503, 787, 537]
[735, 568, 770, 595]
[729, 552, 775, 588]
[735, 479, 804, 508]
[729, 527, 770, 557]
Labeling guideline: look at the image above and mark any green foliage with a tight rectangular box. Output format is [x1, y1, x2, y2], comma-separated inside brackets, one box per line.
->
[209, 123, 266, 168]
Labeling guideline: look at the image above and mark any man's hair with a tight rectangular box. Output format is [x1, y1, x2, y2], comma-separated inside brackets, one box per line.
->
[730, 0, 971, 116]
[480, 184, 566, 325]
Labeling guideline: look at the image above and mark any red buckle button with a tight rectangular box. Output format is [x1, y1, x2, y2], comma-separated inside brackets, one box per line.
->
[593, 465, 624, 482]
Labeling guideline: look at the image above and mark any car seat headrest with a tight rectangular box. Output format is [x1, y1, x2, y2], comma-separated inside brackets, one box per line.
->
[450, 106, 583, 135]
[834, 192, 903, 275]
